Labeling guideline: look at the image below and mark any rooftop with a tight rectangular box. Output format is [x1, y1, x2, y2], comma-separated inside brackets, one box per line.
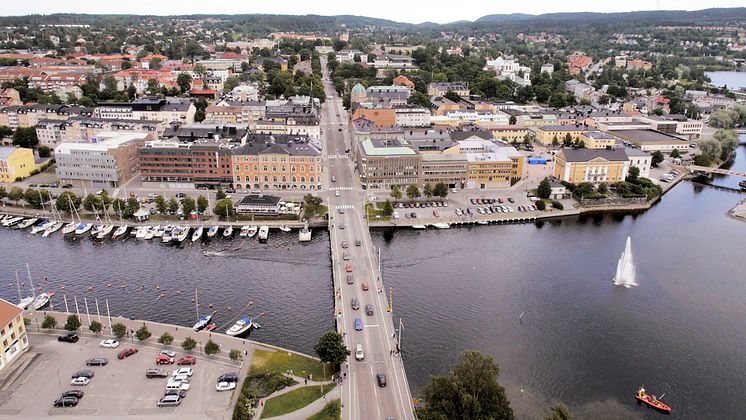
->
[0, 298, 22, 326]
[237, 194, 282, 207]
[561, 148, 629, 162]
[611, 129, 689, 145]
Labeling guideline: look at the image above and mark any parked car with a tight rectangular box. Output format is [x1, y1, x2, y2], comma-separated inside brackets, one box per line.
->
[160, 350, 176, 358]
[172, 368, 193, 377]
[61, 390, 84, 399]
[217, 372, 239, 383]
[58, 333, 79, 343]
[155, 355, 175, 365]
[72, 370, 94, 379]
[99, 339, 119, 348]
[84, 358, 108, 366]
[176, 356, 196, 366]
[70, 377, 90, 386]
[507, 198, 515, 203]
[61, 184, 73, 189]
[172, 374, 190, 383]
[216, 381, 236, 392]
[146, 368, 168, 378]
[164, 389, 187, 398]
[118, 347, 138, 359]
[156, 395, 181, 407]
[53, 396, 79, 407]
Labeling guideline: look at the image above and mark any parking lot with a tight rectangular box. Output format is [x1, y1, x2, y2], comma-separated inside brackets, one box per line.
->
[0, 334, 237, 418]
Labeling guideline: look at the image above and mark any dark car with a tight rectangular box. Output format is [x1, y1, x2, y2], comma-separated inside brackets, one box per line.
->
[49, 184, 59, 188]
[376, 373, 387, 387]
[146, 368, 168, 378]
[85, 358, 108, 366]
[346, 274, 354, 285]
[355, 240, 361, 246]
[28, 183, 38, 188]
[62, 183, 73, 189]
[225, 187, 236, 194]
[118, 347, 138, 359]
[164, 389, 187, 398]
[58, 333, 79, 343]
[62, 390, 84, 399]
[177, 356, 196, 366]
[72, 370, 94, 379]
[365, 304, 374, 316]
[217, 372, 239, 383]
[53, 396, 79, 407]
[351, 298, 360, 310]
[175, 192, 186, 198]
[507, 197, 515, 203]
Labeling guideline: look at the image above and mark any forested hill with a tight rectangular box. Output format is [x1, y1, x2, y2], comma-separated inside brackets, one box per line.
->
[473, 8, 746, 25]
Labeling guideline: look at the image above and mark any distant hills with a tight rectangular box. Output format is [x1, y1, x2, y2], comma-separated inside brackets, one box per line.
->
[474, 8, 746, 25]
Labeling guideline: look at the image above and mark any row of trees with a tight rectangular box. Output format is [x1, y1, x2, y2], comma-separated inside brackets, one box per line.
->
[390, 183, 450, 201]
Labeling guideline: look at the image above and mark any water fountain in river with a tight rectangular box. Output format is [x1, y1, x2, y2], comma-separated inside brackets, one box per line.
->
[613, 236, 637, 288]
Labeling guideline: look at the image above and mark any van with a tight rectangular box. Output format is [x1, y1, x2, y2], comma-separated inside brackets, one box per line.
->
[166, 381, 190, 391]
[355, 344, 364, 360]
[157, 394, 181, 407]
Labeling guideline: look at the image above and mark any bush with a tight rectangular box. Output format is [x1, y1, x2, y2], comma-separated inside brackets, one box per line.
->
[552, 200, 564, 210]
[182, 336, 197, 352]
[204, 339, 220, 355]
[112, 322, 127, 339]
[230, 349, 243, 362]
[158, 332, 174, 346]
[41, 315, 57, 329]
[233, 370, 298, 419]
[64, 314, 81, 332]
[535, 200, 547, 211]
[135, 325, 151, 342]
[89, 320, 102, 334]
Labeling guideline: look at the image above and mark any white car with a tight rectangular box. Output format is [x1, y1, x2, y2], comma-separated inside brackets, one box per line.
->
[160, 350, 176, 358]
[70, 377, 90, 386]
[172, 374, 190, 383]
[172, 367, 193, 377]
[166, 381, 190, 391]
[99, 339, 120, 348]
[216, 381, 236, 392]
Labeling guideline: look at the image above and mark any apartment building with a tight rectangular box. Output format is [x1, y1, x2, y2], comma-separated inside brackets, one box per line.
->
[0, 147, 35, 182]
[356, 138, 422, 189]
[427, 82, 470, 98]
[553, 148, 630, 184]
[578, 131, 619, 149]
[138, 139, 236, 187]
[535, 125, 587, 145]
[0, 299, 29, 372]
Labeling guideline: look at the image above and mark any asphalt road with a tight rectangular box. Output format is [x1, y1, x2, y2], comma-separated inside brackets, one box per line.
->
[320, 59, 414, 420]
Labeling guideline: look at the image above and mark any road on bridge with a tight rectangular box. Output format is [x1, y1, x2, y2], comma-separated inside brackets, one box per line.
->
[320, 58, 415, 420]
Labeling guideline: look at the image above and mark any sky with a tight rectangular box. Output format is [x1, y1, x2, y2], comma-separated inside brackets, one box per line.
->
[2, 0, 745, 24]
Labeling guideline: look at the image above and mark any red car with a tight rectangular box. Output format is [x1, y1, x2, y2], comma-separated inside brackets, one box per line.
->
[117, 347, 138, 359]
[177, 356, 196, 365]
[345, 262, 352, 273]
[155, 355, 174, 365]
[362, 282, 369, 291]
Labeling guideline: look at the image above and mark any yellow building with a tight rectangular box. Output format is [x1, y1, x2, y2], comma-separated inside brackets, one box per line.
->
[579, 131, 619, 149]
[553, 148, 630, 185]
[0, 147, 35, 182]
[452, 138, 525, 188]
[481, 125, 529, 143]
[535, 125, 586, 145]
[0, 299, 29, 371]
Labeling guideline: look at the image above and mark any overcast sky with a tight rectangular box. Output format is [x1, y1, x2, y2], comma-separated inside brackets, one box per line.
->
[3, 1, 744, 24]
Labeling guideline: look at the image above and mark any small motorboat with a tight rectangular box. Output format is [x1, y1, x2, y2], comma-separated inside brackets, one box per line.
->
[90, 224, 103, 237]
[30, 219, 50, 234]
[135, 226, 147, 240]
[258, 226, 269, 241]
[192, 314, 213, 331]
[191, 226, 204, 242]
[223, 226, 234, 238]
[172, 226, 189, 243]
[433, 222, 450, 229]
[207, 225, 219, 238]
[635, 387, 671, 414]
[143, 226, 155, 240]
[226, 317, 255, 337]
[239, 225, 251, 237]
[74, 222, 92, 235]
[16, 217, 38, 229]
[205, 323, 217, 332]
[2, 216, 24, 227]
[412, 225, 427, 229]
[247, 226, 258, 238]
[299, 222, 312, 242]
[278, 225, 291, 232]
[112, 225, 128, 239]
[153, 225, 165, 238]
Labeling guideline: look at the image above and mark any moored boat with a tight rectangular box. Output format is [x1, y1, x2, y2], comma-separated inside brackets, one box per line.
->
[172, 226, 189, 243]
[207, 225, 219, 238]
[740, 180, 746, 190]
[247, 226, 258, 238]
[225, 317, 256, 337]
[30, 220, 50, 234]
[32, 292, 50, 310]
[143, 226, 155, 240]
[42, 221, 64, 237]
[222, 226, 233, 238]
[16, 217, 38, 229]
[193, 314, 213, 332]
[299, 222, 311, 242]
[74, 222, 92, 235]
[412, 224, 427, 229]
[96, 224, 114, 240]
[2, 216, 24, 227]
[239, 225, 251, 237]
[635, 387, 671, 413]
[112, 225, 128, 239]
[90, 224, 103, 237]
[191, 226, 204, 242]
[278, 225, 291, 232]
[433, 222, 450, 229]
[62, 222, 77, 235]
[258, 226, 269, 241]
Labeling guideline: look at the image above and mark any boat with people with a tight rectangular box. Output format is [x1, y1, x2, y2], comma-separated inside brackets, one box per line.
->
[225, 317, 259, 337]
[239, 225, 252, 237]
[223, 226, 234, 238]
[635, 387, 671, 413]
[207, 225, 219, 238]
[258, 226, 269, 241]
[247, 226, 258, 238]
[191, 226, 204, 242]
[111, 225, 128, 239]
[30, 219, 50, 234]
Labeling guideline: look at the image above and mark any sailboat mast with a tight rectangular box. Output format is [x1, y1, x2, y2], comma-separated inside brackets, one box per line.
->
[15, 270, 22, 302]
[195, 289, 199, 322]
[26, 263, 36, 300]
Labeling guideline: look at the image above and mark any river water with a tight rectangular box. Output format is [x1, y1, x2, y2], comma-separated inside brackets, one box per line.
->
[705, 71, 746, 90]
[2, 145, 745, 419]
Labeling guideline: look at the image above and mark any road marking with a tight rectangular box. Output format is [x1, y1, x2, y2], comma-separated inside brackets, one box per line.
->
[334, 204, 354, 210]
[327, 154, 349, 159]
[330, 187, 354, 191]
[365, 324, 380, 328]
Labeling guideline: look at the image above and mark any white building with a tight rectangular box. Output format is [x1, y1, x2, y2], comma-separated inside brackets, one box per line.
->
[394, 107, 431, 127]
[625, 148, 652, 179]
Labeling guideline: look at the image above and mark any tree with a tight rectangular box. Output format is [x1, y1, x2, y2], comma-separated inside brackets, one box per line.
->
[651, 151, 664, 168]
[197, 195, 208, 214]
[216, 188, 227, 200]
[41, 315, 57, 329]
[598, 183, 609, 194]
[390, 186, 403, 201]
[167, 197, 179, 215]
[82, 193, 104, 212]
[627, 166, 640, 183]
[670, 149, 681, 159]
[149, 57, 162, 70]
[423, 183, 433, 198]
[223, 76, 241, 93]
[406, 184, 420, 200]
[537, 178, 552, 199]
[38, 145, 51, 157]
[154, 195, 167, 214]
[135, 325, 152, 342]
[146, 78, 159, 94]
[699, 139, 722, 162]
[176, 73, 193, 93]
[408, 91, 432, 108]
[693, 154, 711, 166]
[546, 404, 572, 420]
[314, 331, 349, 366]
[713, 129, 740, 161]
[433, 183, 449, 198]
[0, 125, 12, 138]
[213, 198, 236, 217]
[182, 197, 196, 216]
[64, 314, 81, 332]
[204, 339, 220, 355]
[12, 127, 38, 148]
[158, 332, 174, 346]
[563, 133, 573, 147]
[182, 336, 197, 352]
[382, 199, 394, 217]
[24, 188, 51, 209]
[0, 186, 5, 202]
[229, 349, 242, 362]
[552, 135, 559, 147]
[552, 200, 564, 210]
[57, 191, 82, 213]
[508, 115, 517, 125]
[536, 200, 547, 211]
[420, 350, 513, 420]
[89, 320, 102, 334]
[8, 186, 24, 204]
[112, 322, 127, 339]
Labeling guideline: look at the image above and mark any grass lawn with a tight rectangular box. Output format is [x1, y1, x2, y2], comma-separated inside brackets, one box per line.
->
[251, 349, 330, 380]
[365, 203, 391, 221]
[306, 399, 341, 420]
[304, 204, 328, 220]
[260, 385, 336, 418]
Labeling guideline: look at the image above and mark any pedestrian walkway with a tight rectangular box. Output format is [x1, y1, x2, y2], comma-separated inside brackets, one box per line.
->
[334, 204, 354, 210]
[251, 374, 338, 419]
[326, 154, 350, 159]
[329, 186, 355, 191]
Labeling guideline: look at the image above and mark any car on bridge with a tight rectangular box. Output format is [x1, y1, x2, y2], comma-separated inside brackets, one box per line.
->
[343, 252, 350, 260]
[365, 304, 374, 316]
[354, 317, 363, 331]
[345, 262, 352, 272]
[347, 274, 354, 284]
[351, 298, 359, 310]
[362, 282, 369, 291]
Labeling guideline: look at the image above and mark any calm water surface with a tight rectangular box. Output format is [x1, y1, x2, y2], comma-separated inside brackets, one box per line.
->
[2, 147, 745, 419]
[705, 71, 746, 89]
